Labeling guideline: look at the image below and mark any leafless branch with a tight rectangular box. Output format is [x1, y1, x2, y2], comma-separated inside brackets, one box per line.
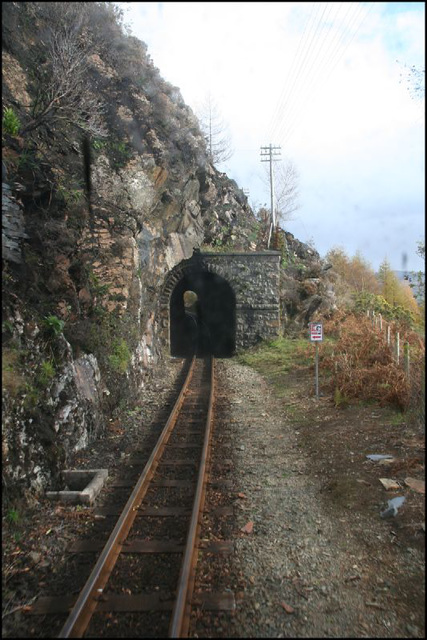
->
[260, 157, 300, 224]
[21, 12, 107, 138]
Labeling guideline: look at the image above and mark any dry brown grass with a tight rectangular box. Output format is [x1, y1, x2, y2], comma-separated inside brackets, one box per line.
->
[322, 313, 425, 415]
[2, 348, 27, 397]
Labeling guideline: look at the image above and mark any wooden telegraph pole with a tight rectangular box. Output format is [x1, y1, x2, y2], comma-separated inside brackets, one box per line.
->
[260, 144, 281, 248]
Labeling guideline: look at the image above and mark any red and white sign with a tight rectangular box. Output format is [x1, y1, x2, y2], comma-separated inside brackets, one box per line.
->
[309, 322, 323, 342]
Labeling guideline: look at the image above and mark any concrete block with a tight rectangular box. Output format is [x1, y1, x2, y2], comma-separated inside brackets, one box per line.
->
[45, 469, 108, 505]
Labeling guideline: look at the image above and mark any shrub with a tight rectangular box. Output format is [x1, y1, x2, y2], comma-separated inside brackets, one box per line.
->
[6, 508, 20, 525]
[43, 315, 65, 337]
[57, 184, 84, 206]
[88, 272, 111, 297]
[108, 338, 131, 374]
[37, 360, 56, 387]
[3, 107, 21, 135]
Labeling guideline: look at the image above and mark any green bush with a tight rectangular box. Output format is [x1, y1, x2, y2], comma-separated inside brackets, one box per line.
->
[110, 140, 132, 170]
[23, 383, 40, 409]
[108, 338, 131, 374]
[88, 271, 112, 297]
[57, 183, 84, 205]
[6, 508, 20, 525]
[17, 149, 39, 170]
[37, 360, 55, 387]
[43, 315, 65, 337]
[3, 107, 21, 136]
[353, 292, 415, 328]
[92, 138, 108, 151]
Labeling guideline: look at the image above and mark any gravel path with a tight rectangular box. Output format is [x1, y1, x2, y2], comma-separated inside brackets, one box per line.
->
[191, 359, 424, 638]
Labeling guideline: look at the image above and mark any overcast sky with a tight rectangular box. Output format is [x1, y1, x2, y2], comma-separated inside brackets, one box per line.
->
[121, 2, 425, 273]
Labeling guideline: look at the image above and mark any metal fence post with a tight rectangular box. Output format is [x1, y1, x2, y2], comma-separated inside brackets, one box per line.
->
[395, 331, 400, 365]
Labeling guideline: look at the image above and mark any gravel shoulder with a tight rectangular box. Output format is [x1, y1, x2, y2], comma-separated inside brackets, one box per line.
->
[192, 358, 425, 638]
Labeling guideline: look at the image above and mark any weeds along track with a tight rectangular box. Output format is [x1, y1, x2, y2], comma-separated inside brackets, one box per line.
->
[28, 355, 234, 638]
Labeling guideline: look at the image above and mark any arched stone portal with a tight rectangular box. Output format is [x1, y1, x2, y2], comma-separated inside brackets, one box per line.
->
[159, 250, 281, 356]
[170, 271, 236, 357]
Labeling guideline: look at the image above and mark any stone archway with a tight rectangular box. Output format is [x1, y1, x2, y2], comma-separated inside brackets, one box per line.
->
[159, 250, 281, 354]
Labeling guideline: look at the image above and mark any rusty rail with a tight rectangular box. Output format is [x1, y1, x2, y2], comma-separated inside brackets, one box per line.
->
[58, 356, 198, 638]
[169, 356, 215, 637]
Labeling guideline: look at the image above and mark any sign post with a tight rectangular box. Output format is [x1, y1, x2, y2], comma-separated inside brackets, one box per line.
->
[309, 322, 323, 398]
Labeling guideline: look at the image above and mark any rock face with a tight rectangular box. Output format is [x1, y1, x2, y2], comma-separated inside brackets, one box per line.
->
[280, 231, 337, 331]
[2, 181, 28, 264]
[2, 2, 335, 498]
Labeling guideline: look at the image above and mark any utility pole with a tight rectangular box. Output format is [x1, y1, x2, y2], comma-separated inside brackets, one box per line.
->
[260, 144, 281, 248]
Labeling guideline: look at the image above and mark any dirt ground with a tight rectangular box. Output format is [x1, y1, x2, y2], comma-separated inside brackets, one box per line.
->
[2, 355, 425, 638]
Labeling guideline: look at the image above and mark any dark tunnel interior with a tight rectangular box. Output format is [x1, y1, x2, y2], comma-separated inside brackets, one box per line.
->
[170, 271, 236, 357]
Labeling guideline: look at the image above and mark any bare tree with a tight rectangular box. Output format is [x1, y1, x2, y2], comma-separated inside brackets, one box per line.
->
[196, 93, 233, 165]
[258, 157, 300, 248]
[21, 5, 107, 137]
[273, 159, 300, 225]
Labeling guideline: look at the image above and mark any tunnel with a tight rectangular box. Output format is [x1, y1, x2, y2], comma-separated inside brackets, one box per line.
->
[170, 270, 236, 357]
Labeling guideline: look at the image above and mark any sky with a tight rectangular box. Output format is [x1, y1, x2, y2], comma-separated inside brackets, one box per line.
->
[120, 2, 425, 273]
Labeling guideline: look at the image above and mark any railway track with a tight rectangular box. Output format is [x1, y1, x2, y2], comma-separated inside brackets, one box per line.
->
[29, 355, 235, 637]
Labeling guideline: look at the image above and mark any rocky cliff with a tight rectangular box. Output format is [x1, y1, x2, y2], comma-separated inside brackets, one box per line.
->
[2, 2, 335, 499]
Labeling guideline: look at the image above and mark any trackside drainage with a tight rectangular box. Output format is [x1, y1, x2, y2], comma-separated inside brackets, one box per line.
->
[45, 469, 108, 505]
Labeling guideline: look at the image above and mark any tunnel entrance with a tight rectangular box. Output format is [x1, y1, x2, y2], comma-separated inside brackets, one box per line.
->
[170, 271, 236, 357]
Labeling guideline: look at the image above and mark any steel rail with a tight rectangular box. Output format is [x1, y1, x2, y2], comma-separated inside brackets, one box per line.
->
[58, 356, 197, 638]
[169, 356, 215, 638]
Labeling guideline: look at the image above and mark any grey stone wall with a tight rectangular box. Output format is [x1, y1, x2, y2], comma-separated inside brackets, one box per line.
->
[236, 307, 280, 350]
[160, 251, 281, 353]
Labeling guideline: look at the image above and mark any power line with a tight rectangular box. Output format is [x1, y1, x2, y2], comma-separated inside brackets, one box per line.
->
[275, 2, 360, 144]
[280, 4, 372, 147]
[268, 2, 373, 148]
[268, 1, 331, 141]
[268, 2, 327, 141]
[267, 2, 319, 140]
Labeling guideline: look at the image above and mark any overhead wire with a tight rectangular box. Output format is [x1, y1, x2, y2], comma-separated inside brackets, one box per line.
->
[267, 2, 373, 149]
[268, 1, 337, 142]
[274, 1, 348, 142]
[266, 2, 322, 141]
[266, 2, 316, 140]
[271, 2, 331, 139]
[275, 2, 365, 146]
[278, 3, 372, 147]
[266, 3, 316, 140]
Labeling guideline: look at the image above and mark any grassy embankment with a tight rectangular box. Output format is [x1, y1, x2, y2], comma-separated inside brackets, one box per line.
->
[237, 312, 425, 427]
